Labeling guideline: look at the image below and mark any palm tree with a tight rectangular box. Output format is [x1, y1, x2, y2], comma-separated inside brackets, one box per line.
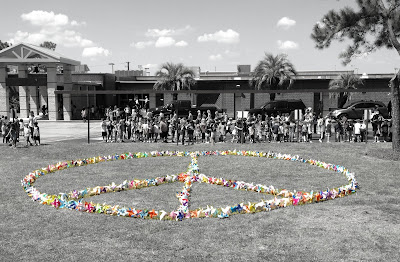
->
[328, 73, 364, 108]
[250, 53, 297, 101]
[153, 62, 196, 100]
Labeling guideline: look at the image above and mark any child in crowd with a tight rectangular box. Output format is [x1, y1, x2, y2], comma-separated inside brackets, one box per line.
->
[194, 121, 201, 143]
[325, 118, 332, 143]
[24, 123, 32, 147]
[347, 120, 354, 142]
[354, 119, 361, 142]
[283, 121, 289, 142]
[187, 121, 194, 145]
[112, 120, 118, 143]
[101, 118, 107, 142]
[210, 121, 216, 145]
[153, 121, 160, 143]
[381, 119, 389, 142]
[19, 119, 24, 140]
[272, 120, 279, 142]
[219, 121, 227, 142]
[334, 120, 343, 142]
[307, 121, 313, 143]
[289, 120, 296, 142]
[248, 123, 255, 143]
[360, 120, 367, 142]
[33, 122, 40, 145]
[301, 122, 308, 142]
[142, 119, 149, 143]
[317, 115, 325, 143]
[6, 122, 18, 148]
[1, 120, 8, 143]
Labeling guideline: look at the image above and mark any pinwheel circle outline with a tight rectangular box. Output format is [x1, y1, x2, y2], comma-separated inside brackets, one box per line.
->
[21, 150, 359, 221]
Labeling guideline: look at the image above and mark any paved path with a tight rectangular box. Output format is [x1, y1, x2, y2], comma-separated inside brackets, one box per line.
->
[38, 120, 103, 144]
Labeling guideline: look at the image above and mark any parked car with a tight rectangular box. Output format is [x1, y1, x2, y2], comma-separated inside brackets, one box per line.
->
[247, 99, 306, 118]
[328, 100, 389, 120]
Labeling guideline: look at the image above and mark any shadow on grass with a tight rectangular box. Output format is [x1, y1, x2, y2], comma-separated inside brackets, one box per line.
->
[366, 148, 400, 161]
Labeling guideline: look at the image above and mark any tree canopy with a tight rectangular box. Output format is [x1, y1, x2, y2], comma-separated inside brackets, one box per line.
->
[328, 72, 364, 108]
[40, 41, 57, 51]
[311, 0, 400, 151]
[311, 0, 400, 65]
[0, 40, 11, 51]
[249, 53, 297, 101]
[153, 62, 196, 93]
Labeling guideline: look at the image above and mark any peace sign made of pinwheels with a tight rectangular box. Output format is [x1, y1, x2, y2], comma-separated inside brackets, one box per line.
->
[21, 150, 358, 221]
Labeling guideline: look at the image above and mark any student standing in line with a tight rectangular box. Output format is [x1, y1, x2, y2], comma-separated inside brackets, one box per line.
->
[325, 118, 332, 143]
[24, 123, 32, 147]
[317, 115, 325, 143]
[33, 122, 40, 146]
[381, 119, 389, 142]
[354, 119, 361, 142]
[101, 118, 107, 142]
[6, 122, 18, 148]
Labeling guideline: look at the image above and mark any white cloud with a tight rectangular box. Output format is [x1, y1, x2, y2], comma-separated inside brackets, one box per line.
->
[21, 10, 69, 27]
[224, 49, 240, 57]
[10, 29, 94, 48]
[82, 46, 110, 57]
[209, 54, 223, 61]
[9, 10, 100, 51]
[277, 40, 299, 50]
[198, 29, 240, 44]
[71, 20, 87, 26]
[175, 41, 188, 47]
[277, 17, 296, 29]
[130, 41, 155, 49]
[145, 25, 192, 37]
[143, 63, 158, 69]
[155, 36, 176, 47]
[146, 29, 174, 38]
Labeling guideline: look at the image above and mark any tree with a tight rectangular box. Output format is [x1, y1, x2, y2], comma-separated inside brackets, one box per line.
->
[0, 40, 11, 50]
[311, 0, 400, 152]
[153, 62, 196, 100]
[329, 72, 364, 108]
[249, 53, 297, 101]
[40, 41, 57, 51]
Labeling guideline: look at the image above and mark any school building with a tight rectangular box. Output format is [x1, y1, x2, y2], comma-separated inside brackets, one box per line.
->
[0, 42, 392, 120]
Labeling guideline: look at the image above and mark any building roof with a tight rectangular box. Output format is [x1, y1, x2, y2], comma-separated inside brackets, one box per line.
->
[0, 42, 80, 66]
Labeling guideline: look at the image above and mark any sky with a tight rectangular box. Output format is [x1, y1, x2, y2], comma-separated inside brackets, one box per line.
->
[1, 0, 399, 75]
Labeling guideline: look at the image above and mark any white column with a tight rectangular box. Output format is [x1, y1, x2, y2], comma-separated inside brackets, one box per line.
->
[0, 65, 9, 117]
[29, 86, 38, 115]
[47, 65, 58, 120]
[39, 86, 48, 114]
[63, 64, 72, 120]
[18, 65, 30, 118]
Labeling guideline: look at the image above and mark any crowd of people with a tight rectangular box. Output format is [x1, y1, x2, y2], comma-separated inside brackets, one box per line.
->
[98, 105, 394, 145]
[0, 104, 393, 148]
[1, 111, 40, 149]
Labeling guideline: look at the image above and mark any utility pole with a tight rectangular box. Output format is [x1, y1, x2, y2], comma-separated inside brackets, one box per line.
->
[126, 62, 130, 71]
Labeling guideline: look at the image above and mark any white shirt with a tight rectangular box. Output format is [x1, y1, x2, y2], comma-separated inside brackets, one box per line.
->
[354, 123, 361, 135]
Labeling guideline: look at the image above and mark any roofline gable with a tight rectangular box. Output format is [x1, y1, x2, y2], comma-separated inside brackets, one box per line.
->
[0, 42, 80, 66]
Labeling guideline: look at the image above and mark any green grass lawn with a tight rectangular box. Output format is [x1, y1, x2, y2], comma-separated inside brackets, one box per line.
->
[1, 141, 400, 261]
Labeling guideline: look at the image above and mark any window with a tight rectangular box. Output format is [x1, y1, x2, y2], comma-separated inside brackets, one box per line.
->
[354, 103, 366, 108]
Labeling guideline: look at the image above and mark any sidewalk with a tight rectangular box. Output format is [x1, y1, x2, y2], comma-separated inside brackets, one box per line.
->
[37, 120, 102, 144]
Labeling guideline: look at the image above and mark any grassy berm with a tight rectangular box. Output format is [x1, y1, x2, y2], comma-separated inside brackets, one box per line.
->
[1, 141, 399, 261]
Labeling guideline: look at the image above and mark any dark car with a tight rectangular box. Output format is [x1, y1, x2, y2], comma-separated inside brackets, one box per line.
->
[149, 100, 192, 117]
[329, 100, 389, 120]
[248, 99, 306, 118]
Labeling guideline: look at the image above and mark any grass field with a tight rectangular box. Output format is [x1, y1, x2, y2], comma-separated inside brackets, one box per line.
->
[1, 140, 400, 261]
